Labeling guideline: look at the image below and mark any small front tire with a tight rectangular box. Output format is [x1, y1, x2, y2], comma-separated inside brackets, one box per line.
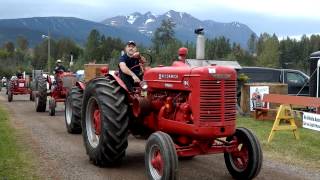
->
[224, 127, 263, 180]
[145, 131, 178, 180]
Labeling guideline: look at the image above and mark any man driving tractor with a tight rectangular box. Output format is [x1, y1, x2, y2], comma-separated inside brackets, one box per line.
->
[54, 59, 66, 73]
[118, 41, 146, 91]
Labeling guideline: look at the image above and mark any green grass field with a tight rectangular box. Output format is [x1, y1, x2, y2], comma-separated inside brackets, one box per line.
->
[0, 105, 39, 179]
[237, 116, 320, 169]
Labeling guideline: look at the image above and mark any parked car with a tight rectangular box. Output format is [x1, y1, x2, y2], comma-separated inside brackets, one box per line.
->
[238, 67, 309, 96]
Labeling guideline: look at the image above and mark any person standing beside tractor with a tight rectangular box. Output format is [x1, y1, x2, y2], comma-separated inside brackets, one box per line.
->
[172, 47, 189, 66]
[178, 47, 188, 63]
[118, 41, 146, 91]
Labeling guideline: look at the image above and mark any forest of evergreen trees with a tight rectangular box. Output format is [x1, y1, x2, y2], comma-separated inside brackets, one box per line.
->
[1, 19, 320, 76]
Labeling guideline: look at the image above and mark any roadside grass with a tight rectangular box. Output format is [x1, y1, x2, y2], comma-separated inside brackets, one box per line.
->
[237, 116, 320, 169]
[0, 104, 39, 179]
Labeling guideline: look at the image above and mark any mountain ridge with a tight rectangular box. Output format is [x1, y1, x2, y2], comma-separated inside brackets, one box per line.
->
[0, 10, 256, 48]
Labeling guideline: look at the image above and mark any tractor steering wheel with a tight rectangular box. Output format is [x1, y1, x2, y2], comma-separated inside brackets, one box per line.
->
[129, 52, 153, 71]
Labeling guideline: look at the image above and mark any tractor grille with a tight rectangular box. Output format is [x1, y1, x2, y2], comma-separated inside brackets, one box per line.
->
[62, 76, 77, 89]
[199, 80, 236, 122]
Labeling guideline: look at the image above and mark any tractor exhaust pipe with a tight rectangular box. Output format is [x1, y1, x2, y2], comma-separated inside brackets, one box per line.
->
[195, 28, 205, 60]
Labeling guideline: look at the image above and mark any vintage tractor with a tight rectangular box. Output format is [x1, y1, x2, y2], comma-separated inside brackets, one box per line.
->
[7, 75, 33, 102]
[78, 53, 262, 179]
[35, 70, 76, 116]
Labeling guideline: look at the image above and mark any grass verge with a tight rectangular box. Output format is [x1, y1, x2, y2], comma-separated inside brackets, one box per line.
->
[0, 104, 39, 179]
[237, 116, 320, 170]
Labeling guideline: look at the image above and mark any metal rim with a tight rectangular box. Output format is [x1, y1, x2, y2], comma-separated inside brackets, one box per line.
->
[65, 97, 72, 125]
[229, 138, 249, 172]
[85, 97, 101, 148]
[148, 144, 163, 180]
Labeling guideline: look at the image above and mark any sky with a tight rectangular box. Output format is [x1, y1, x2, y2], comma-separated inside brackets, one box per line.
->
[0, 0, 320, 38]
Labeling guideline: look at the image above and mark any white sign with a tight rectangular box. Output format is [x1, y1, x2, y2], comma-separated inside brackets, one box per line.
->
[249, 86, 269, 111]
[303, 112, 320, 131]
[19, 83, 25, 88]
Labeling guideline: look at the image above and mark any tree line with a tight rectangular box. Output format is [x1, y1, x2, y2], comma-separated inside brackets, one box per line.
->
[0, 19, 320, 77]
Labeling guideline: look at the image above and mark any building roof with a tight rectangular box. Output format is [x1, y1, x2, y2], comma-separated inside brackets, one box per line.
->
[310, 51, 320, 58]
[185, 59, 242, 69]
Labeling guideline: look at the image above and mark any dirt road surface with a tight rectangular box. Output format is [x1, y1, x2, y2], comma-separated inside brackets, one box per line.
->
[1, 91, 319, 180]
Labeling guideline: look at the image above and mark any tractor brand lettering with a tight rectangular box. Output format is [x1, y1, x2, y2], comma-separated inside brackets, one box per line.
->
[158, 74, 179, 80]
[183, 80, 190, 87]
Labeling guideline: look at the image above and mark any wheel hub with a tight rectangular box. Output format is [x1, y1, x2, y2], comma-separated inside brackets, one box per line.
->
[231, 141, 249, 170]
[93, 109, 101, 135]
[150, 148, 163, 177]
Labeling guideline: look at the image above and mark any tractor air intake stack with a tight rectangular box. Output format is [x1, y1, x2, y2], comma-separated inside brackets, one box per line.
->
[309, 51, 320, 97]
[195, 28, 205, 60]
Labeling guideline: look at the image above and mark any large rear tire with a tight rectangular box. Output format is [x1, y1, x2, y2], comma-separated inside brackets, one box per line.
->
[224, 127, 263, 180]
[35, 76, 47, 112]
[65, 86, 83, 134]
[145, 131, 178, 180]
[82, 78, 129, 166]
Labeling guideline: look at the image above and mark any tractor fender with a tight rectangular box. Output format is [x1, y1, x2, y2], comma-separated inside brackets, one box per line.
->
[105, 74, 129, 93]
[75, 81, 86, 91]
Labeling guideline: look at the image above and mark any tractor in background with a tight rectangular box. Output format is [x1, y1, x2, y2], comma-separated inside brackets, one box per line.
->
[7, 73, 33, 102]
[35, 70, 76, 116]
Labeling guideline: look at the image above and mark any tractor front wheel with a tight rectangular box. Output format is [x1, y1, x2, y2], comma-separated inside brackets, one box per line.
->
[30, 91, 35, 101]
[65, 86, 83, 134]
[8, 91, 13, 102]
[224, 127, 263, 180]
[49, 98, 56, 116]
[35, 76, 47, 112]
[145, 131, 178, 180]
[82, 78, 129, 166]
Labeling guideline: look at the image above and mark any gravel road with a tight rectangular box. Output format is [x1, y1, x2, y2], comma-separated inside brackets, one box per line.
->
[1, 91, 319, 180]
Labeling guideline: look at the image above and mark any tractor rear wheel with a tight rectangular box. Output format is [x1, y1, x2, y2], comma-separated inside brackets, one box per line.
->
[35, 76, 47, 112]
[82, 78, 129, 166]
[224, 127, 263, 180]
[65, 86, 83, 134]
[48, 98, 56, 116]
[145, 131, 178, 180]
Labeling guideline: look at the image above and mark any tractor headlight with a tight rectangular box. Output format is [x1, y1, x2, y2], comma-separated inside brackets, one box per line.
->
[140, 81, 148, 90]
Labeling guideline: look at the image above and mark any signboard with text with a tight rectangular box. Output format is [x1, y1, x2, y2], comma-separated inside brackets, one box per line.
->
[302, 112, 320, 131]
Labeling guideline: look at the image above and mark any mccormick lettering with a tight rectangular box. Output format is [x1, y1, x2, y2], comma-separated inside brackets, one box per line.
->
[158, 74, 179, 80]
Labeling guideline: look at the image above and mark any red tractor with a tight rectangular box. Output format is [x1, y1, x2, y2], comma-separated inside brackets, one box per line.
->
[66, 54, 262, 179]
[7, 75, 33, 102]
[35, 71, 76, 116]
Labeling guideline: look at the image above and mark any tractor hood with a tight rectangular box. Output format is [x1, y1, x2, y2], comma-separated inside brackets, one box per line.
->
[143, 62, 237, 90]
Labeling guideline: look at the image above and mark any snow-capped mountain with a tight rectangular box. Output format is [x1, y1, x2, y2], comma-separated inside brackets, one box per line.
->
[102, 10, 256, 48]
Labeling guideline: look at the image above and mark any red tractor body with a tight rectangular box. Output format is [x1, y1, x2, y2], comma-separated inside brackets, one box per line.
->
[129, 63, 239, 158]
[7, 78, 32, 102]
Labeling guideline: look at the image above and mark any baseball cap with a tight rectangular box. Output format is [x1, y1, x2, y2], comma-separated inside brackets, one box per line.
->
[56, 59, 62, 63]
[127, 41, 136, 46]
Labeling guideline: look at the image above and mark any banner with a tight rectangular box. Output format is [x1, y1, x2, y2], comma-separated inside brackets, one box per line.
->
[302, 112, 320, 131]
